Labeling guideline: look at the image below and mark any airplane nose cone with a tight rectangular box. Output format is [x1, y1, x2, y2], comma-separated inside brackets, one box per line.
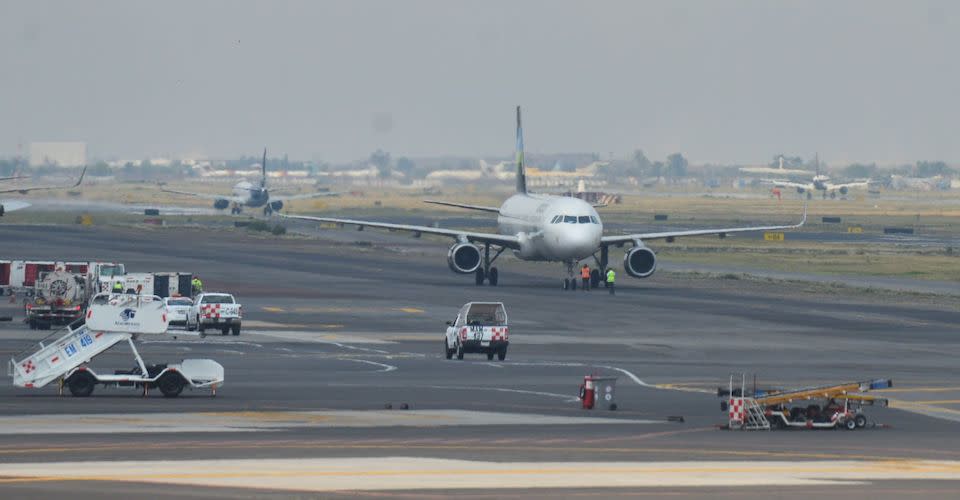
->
[561, 227, 600, 259]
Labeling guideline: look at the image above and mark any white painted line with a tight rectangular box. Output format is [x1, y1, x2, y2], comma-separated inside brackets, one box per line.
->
[346, 359, 397, 372]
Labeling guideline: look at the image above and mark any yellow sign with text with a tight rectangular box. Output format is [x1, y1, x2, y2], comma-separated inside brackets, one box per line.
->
[763, 232, 785, 241]
[848, 226, 864, 233]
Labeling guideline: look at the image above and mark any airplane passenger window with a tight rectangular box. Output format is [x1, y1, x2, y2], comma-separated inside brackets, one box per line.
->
[563, 215, 577, 223]
[578, 216, 591, 223]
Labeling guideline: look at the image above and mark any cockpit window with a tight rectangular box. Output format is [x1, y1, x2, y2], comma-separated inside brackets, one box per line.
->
[578, 216, 591, 224]
[563, 215, 577, 223]
[590, 216, 599, 224]
[551, 215, 561, 224]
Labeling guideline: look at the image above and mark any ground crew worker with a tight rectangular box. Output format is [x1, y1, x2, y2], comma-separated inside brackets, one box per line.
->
[580, 264, 591, 291]
[606, 268, 616, 295]
[191, 276, 203, 295]
[112, 280, 123, 294]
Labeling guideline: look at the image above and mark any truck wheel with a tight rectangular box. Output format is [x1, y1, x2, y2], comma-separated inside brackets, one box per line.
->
[497, 348, 507, 361]
[844, 418, 857, 430]
[456, 341, 464, 360]
[855, 414, 867, 428]
[197, 317, 205, 334]
[157, 373, 185, 398]
[486, 352, 494, 361]
[231, 325, 241, 336]
[221, 327, 229, 336]
[444, 339, 454, 359]
[186, 317, 196, 331]
[67, 372, 96, 397]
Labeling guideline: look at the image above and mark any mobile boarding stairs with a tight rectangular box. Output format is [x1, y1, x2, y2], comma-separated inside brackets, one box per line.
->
[9, 293, 224, 398]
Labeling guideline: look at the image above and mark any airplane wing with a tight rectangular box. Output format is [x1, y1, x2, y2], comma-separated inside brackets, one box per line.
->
[0, 200, 31, 215]
[270, 191, 340, 202]
[0, 175, 26, 181]
[423, 200, 501, 213]
[0, 167, 86, 195]
[829, 181, 870, 190]
[279, 213, 521, 249]
[760, 179, 812, 190]
[160, 186, 245, 203]
[601, 204, 806, 245]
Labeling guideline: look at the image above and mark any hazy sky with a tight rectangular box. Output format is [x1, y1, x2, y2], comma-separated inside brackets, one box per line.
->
[2, 1, 958, 164]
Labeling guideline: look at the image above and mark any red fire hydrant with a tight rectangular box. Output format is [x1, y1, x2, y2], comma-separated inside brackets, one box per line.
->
[579, 375, 596, 409]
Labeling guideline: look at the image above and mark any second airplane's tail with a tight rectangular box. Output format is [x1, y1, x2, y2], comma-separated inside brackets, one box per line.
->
[260, 148, 268, 188]
[515, 106, 527, 194]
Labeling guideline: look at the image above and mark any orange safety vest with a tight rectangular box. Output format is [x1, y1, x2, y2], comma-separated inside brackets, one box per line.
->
[581, 267, 591, 279]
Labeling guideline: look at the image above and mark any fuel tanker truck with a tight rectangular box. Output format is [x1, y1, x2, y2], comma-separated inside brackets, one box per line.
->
[24, 270, 88, 330]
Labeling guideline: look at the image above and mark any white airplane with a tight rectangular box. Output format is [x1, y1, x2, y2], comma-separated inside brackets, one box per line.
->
[1, 167, 86, 217]
[739, 156, 811, 176]
[162, 150, 336, 215]
[282, 107, 806, 289]
[763, 158, 869, 199]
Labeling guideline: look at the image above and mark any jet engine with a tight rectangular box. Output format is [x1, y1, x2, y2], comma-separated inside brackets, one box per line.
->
[447, 243, 481, 274]
[213, 199, 230, 210]
[623, 245, 657, 278]
[270, 200, 284, 211]
[839, 186, 849, 195]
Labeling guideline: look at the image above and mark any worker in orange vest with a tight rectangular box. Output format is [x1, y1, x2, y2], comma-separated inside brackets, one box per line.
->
[580, 264, 591, 291]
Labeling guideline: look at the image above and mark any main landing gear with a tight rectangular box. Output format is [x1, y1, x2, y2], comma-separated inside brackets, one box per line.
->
[230, 204, 243, 215]
[475, 242, 505, 286]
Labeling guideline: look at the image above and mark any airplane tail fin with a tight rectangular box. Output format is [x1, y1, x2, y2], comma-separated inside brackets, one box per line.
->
[515, 106, 527, 194]
[261, 148, 267, 188]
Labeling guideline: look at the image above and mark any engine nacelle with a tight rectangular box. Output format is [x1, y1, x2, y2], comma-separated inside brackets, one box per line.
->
[624, 246, 657, 279]
[838, 186, 849, 195]
[447, 243, 482, 274]
[213, 199, 229, 210]
[270, 200, 284, 211]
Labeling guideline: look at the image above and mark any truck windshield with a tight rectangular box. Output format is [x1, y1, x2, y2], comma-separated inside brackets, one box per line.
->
[466, 304, 506, 326]
[99, 265, 125, 278]
[201, 295, 234, 304]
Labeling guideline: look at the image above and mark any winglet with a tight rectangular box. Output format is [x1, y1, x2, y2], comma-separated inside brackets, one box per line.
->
[72, 166, 87, 188]
[515, 106, 527, 194]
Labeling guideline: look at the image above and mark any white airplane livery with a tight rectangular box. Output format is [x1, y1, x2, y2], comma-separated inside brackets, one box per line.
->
[283, 107, 806, 289]
[163, 150, 335, 215]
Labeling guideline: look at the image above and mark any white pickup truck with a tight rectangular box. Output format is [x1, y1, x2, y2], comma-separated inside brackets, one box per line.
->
[444, 302, 509, 361]
[187, 292, 242, 336]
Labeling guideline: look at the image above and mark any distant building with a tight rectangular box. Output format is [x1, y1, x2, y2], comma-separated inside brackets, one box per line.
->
[29, 142, 87, 167]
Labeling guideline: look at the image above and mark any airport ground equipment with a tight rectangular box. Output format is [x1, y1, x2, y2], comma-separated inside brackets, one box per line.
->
[9, 293, 224, 398]
[444, 302, 509, 361]
[579, 375, 618, 410]
[187, 292, 242, 336]
[720, 374, 890, 430]
[24, 270, 88, 329]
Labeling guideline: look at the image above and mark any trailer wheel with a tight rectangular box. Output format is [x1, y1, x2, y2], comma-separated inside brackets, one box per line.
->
[855, 414, 867, 428]
[844, 418, 857, 430]
[157, 373, 185, 398]
[67, 372, 96, 397]
[497, 347, 507, 361]
[231, 325, 240, 336]
[221, 327, 229, 336]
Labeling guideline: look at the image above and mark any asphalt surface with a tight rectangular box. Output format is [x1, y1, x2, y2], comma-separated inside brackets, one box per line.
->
[1, 223, 959, 498]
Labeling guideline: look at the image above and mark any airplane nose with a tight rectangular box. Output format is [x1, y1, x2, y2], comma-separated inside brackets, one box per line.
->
[561, 226, 600, 258]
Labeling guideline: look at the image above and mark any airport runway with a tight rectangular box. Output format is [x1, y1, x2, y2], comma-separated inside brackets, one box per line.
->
[1, 224, 959, 498]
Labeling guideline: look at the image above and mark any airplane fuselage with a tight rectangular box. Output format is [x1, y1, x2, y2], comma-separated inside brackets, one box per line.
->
[232, 181, 269, 208]
[497, 194, 602, 262]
